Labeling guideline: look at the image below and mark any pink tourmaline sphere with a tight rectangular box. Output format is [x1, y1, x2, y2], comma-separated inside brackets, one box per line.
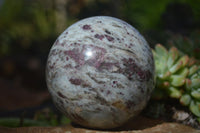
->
[46, 16, 155, 129]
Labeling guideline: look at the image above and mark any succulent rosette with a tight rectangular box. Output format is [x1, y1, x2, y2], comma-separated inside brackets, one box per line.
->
[153, 44, 200, 121]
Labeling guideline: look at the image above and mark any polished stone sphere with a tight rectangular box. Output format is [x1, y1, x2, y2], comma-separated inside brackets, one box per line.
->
[46, 16, 155, 129]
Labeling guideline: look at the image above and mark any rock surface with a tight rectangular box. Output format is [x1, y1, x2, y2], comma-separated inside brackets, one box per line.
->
[0, 122, 199, 133]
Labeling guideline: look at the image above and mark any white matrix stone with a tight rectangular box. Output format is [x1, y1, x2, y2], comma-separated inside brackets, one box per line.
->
[46, 16, 155, 129]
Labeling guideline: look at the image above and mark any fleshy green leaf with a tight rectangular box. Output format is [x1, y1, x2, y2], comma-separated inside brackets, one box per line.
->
[191, 88, 200, 100]
[167, 46, 179, 68]
[180, 94, 191, 106]
[185, 79, 192, 90]
[189, 65, 199, 77]
[154, 44, 168, 76]
[155, 44, 168, 58]
[177, 68, 189, 78]
[190, 79, 200, 89]
[190, 101, 200, 117]
[169, 55, 189, 74]
[170, 75, 185, 87]
[168, 87, 182, 98]
[160, 71, 171, 79]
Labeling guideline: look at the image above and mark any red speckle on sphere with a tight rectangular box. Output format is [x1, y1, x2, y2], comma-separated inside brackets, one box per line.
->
[69, 78, 82, 85]
[94, 34, 104, 40]
[82, 25, 91, 30]
[105, 35, 114, 41]
[57, 91, 67, 98]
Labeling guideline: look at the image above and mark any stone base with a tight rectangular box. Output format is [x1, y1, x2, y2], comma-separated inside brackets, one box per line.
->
[0, 116, 199, 133]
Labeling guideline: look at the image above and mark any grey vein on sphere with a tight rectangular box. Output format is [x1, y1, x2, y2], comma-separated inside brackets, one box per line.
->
[46, 16, 155, 129]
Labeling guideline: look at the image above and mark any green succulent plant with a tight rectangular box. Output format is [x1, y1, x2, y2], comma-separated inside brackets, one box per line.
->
[152, 44, 200, 122]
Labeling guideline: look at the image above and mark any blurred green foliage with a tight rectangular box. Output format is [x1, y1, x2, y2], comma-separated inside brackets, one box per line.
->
[0, 118, 50, 127]
[122, 0, 169, 30]
[0, 108, 70, 127]
[0, 116, 70, 127]
[122, 0, 200, 31]
[0, 0, 200, 57]
[0, 0, 57, 56]
[168, 30, 200, 59]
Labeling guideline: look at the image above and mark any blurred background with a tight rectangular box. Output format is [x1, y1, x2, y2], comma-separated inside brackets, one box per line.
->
[0, 0, 200, 127]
